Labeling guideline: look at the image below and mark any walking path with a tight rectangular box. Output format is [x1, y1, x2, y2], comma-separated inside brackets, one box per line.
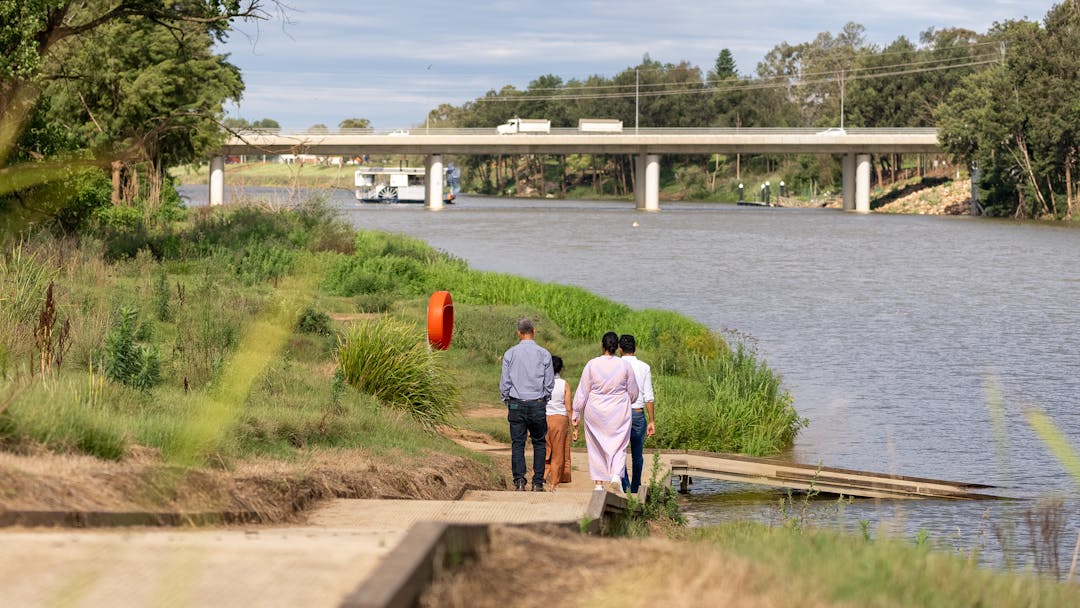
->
[0, 442, 611, 608]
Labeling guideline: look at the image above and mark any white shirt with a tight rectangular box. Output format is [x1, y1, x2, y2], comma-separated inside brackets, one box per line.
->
[545, 377, 568, 416]
[622, 355, 654, 409]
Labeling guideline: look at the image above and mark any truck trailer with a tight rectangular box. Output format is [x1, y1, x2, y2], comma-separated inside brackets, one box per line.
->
[495, 118, 551, 134]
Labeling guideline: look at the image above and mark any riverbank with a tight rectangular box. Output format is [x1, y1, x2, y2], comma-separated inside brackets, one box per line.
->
[0, 199, 797, 512]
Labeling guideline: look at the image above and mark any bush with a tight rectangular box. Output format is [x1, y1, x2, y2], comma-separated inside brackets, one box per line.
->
[338, 318, 458, 427]
[296, 307, 332, 335]
[104, 306, 161, 390]
[354, 293, 396, 313]
[236, 239, 294, 285]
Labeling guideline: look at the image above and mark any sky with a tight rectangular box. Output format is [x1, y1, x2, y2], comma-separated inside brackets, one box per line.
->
[218, 0, 1058, 129]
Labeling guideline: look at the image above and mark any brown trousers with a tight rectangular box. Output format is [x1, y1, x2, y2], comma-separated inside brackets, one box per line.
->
[544, 415, 572, 486]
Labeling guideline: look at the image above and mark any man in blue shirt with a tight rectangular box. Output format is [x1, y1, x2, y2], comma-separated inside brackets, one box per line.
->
[500, 318, 554, 491]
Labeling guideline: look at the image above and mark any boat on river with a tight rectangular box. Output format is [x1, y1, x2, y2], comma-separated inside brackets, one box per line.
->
[353, 165, 461, 204]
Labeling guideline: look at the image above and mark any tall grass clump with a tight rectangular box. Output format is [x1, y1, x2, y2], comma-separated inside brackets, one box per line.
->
[338, 317, 458, 427]
[653, 345, 803, 455]
[0, 243, 59, 369]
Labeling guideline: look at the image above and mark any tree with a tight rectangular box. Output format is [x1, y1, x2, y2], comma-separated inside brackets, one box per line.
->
[338, 118, 371, 130]
[43, 13, 243, 205]
[712, 49, 737, 80]
[938, 3, 1080, 218]
[1, 1, 277, 220]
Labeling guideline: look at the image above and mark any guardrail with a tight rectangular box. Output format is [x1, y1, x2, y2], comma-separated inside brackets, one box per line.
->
[230, 127, 939, 137]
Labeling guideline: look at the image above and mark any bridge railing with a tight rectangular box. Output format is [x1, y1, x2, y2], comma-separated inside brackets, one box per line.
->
[230, 127, 939, 137]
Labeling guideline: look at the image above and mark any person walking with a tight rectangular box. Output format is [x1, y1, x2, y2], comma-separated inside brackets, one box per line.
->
[572, 331, 638, 494]
[619, 334, 655, 494]
[544, 356, 575, 491]
[500, 318, 554, 492]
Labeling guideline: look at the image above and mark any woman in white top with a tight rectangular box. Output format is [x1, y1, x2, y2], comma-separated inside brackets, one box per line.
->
[543, 356, 575, 491]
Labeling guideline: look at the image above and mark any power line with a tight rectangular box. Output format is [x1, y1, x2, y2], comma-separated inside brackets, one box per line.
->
[471, 57, 999, 103]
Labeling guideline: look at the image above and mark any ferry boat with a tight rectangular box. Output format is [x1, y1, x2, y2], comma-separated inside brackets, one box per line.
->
[353, 164, 461, 204]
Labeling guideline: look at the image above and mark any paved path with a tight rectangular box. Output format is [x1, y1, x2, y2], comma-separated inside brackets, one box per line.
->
[0, 441, 610, 608]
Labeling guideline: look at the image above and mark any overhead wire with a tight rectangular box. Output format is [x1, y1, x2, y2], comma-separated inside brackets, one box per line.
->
[470, 55, 1000, 102]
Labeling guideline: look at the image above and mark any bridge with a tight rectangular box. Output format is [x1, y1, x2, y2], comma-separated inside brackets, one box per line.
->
[214, 127, 942, 211]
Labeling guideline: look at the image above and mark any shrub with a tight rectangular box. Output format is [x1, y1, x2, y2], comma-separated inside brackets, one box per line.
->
[104, 306, 161, 390]
[354, 292, 396, 313]
[338, 318, 458, 427]
[296, 307, 332, 335]
[235, 239, 294, 285]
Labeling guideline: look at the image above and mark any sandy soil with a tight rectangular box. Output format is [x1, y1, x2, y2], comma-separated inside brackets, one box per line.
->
[0, 446, 504, 522]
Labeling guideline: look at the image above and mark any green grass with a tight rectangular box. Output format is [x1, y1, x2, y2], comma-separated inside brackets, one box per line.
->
[686, 522, 1080, 606]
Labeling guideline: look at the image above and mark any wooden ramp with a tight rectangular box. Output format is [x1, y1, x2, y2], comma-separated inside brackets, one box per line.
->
[659, 450, 998, 500]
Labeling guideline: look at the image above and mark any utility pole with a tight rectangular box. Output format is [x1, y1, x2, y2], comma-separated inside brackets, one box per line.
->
[839, 68, 845, 130]
[635, 68, 639, 134]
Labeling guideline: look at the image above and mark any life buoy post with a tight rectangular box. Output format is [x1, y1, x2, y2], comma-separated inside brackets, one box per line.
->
[427, 291, 454, 350]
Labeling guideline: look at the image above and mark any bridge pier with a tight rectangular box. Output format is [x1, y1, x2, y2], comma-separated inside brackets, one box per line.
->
[424, 154, 444, 210]
[855, 154, 871, 213]
[209, 155, 225, 206]
[635, 154, 661, 211]
[842, 154, 855, 211]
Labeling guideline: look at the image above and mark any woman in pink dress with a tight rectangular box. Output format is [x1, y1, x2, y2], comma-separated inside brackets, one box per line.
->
[572, 332, 639, 493]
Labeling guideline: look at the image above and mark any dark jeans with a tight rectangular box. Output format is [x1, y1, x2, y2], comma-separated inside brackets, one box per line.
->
[508, 400, 548, 486]
[622, 409, 647, 493]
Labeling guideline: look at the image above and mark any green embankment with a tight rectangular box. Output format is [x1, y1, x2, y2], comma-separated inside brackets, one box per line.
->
[0, 200, 799, 465]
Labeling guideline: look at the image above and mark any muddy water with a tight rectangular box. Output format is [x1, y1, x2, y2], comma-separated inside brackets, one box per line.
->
[181, 186, 1080, 569]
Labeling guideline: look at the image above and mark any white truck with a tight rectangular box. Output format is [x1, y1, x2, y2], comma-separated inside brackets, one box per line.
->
[578, 118, 623, 133]
[496, 118, 551, 134]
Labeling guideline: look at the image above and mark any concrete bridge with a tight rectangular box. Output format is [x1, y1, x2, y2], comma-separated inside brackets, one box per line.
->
[215, 127, 942, 211]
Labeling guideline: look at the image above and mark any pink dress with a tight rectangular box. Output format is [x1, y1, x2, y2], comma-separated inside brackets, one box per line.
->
[572, 355, 639, 482]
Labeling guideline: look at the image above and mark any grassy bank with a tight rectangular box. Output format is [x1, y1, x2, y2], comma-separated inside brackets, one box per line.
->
[0, 198, 798, 503]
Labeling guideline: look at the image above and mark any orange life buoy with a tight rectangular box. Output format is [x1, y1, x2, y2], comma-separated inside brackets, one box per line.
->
[427, 291, 453, 350]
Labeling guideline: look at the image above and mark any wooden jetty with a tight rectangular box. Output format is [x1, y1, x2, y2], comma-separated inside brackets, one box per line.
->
[660, 450, 998, 500]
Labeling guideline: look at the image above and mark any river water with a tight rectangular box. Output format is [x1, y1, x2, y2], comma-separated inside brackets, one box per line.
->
[182, 185, 1080, 569]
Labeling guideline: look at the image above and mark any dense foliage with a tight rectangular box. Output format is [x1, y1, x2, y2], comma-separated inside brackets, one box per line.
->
[938, 2, 1080, 218]
[1, 1, 275, 230]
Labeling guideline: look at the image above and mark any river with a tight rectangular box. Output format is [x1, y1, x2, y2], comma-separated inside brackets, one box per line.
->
[182, 185, 1080, 570]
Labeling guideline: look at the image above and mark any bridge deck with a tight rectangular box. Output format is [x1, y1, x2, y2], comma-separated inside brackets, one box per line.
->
[220, 127, 941, 156]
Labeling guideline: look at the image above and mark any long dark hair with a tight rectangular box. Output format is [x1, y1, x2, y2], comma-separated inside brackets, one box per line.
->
[551, 355, 564, 375]
[601, 331, 619, 355]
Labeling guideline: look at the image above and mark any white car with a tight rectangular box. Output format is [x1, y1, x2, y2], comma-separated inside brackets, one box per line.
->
[816, 127, 847, 135]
